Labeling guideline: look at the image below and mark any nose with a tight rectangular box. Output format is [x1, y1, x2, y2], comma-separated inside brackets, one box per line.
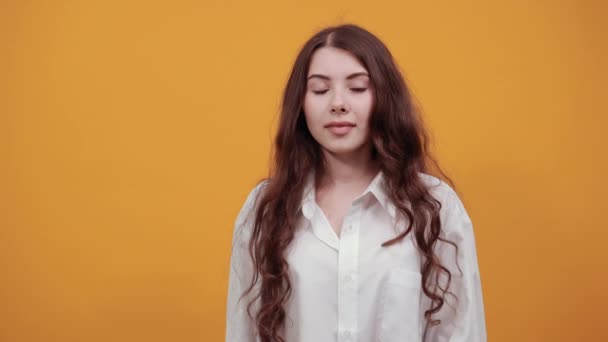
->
[331, 105, 348, 114]
[330, 91, 350, 114]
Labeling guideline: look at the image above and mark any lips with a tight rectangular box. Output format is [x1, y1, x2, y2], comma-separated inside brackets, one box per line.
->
[325, 121, 356, 128]
[325, 122, 355, 135]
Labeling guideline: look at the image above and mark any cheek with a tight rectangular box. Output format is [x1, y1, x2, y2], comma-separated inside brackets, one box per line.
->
[304, 94, 320, 111]
[356, 92, 375, 112]
[354, 95, 374, 124]
[303, 97, 324, 126]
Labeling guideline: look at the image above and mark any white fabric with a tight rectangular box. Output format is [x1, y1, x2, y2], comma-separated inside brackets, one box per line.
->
[226, 171, 487, 342]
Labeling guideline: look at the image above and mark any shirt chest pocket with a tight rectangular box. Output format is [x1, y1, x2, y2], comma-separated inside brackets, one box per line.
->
[377, 269, 423, 342]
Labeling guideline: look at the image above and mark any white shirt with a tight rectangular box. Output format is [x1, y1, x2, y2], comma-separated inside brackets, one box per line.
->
[226, 171, 487, 342]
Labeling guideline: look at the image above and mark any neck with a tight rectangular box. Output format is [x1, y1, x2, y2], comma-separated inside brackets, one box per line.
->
[316, 144, 379, 189]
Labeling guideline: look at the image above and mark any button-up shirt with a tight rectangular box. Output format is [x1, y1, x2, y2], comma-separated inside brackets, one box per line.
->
[226, 171, 487, 342]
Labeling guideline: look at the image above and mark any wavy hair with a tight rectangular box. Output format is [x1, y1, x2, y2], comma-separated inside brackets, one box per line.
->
[242, 23, 460, 342]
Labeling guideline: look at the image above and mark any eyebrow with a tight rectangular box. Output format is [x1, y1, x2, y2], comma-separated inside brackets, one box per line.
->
[307, 72, 370, 81]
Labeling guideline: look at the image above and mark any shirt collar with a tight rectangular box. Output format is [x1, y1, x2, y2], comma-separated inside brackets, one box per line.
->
[298, 170, 397, 220]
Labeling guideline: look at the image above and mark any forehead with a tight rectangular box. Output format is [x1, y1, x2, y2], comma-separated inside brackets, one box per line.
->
[307, 47, 368, 79]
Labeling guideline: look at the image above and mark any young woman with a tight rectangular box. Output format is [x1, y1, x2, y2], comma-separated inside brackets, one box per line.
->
[225, 24, 487, 342]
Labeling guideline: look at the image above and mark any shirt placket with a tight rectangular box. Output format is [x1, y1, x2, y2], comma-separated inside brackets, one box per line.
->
[337, 198, 363, 342]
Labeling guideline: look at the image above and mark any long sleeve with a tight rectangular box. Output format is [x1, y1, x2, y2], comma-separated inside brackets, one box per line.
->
[225, 181, 268, 342]
[424, 186, 487, 342]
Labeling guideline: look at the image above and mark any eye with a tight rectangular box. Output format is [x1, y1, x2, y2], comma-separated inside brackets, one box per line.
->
[351, 88, 367, 93]
[312, 89, 329, 95]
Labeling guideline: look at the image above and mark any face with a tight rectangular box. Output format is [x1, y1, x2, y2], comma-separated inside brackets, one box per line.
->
[303, 46, 375, 158]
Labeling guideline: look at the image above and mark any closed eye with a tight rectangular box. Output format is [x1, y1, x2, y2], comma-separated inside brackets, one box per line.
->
[312, 88, 367, 95]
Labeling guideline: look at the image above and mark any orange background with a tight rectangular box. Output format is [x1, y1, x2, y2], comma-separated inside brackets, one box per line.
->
[1, 1, 606, 341]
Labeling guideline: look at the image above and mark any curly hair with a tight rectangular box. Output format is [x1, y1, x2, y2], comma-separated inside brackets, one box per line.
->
[242, 23, 460, 342]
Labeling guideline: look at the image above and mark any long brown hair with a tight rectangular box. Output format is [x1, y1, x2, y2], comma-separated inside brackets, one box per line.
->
[243, 23, 459, 342]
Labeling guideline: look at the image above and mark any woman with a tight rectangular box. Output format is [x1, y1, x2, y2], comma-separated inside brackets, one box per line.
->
[225, 23, 487, 342]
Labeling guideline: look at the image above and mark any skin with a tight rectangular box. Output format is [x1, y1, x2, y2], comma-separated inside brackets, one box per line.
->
[302, 46, 379, 236]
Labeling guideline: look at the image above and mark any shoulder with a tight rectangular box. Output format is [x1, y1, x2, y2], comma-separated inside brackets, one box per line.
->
[240, 179, 270, 211]
[417, 172, 471, 232]
[234, 178, 270, 235]
[417, 172, 458, 204]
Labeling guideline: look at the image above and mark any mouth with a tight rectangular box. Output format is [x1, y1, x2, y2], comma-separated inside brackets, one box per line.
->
[325, 121, 356, 128]
[325, 122, 356, 135]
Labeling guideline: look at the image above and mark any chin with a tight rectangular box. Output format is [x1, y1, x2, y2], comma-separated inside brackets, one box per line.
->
[323, 143, 366, 155]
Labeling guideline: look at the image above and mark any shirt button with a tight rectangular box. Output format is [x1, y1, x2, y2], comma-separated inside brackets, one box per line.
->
[344, 272, 356, 284]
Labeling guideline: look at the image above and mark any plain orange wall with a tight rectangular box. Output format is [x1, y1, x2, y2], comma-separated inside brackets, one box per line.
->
[1, 1, 606, 341]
